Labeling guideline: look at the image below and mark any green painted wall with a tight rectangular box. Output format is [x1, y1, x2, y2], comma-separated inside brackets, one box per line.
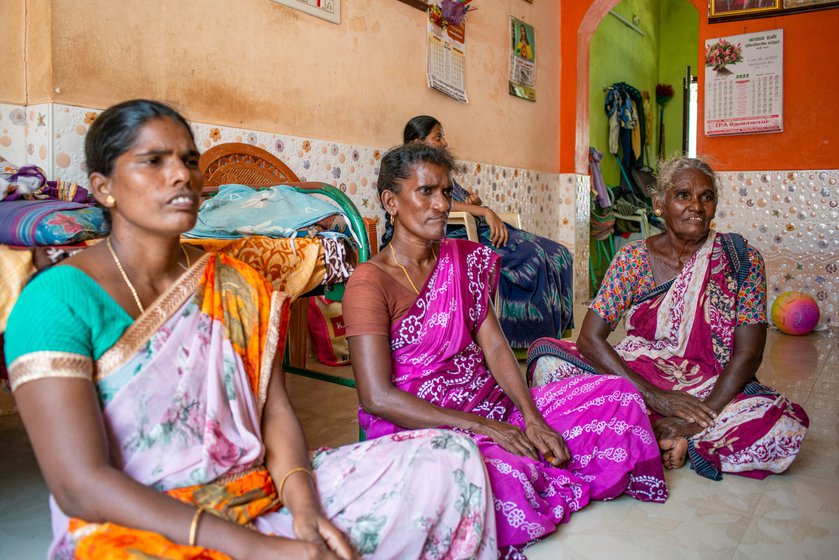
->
[589, 0, 698, 187]
[589, 0, 661, 188]
[658, 1, 699, 162]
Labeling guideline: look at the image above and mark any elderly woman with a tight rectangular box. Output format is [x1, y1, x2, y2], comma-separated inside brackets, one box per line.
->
[4, 100, 497, 559]
[528, 156, 809, 480]
[402, 115, 574, 349]
[344, 143, 667, 559]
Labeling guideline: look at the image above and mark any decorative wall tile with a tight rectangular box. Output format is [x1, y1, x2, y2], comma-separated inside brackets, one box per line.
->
[456, 163, 573, 247]
[24, 104, 52, 175]
[52, 105, 99, 184]
[567, 173, 592, 305]
[715, 169, 839, 326]
[0, 103, 28, 165]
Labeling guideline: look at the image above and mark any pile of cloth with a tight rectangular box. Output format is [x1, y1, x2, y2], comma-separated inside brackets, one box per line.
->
[0, 157, 108, 246]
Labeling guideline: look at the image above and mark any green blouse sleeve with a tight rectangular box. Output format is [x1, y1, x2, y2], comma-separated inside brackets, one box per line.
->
[5, 265, 131, 390]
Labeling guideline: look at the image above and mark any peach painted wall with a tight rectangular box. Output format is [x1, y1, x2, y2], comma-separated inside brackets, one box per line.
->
[560, 0, 839, 173]
[26, 0, 55, 105]
[24, 0, 560, 172]
[1, 0, 26, 102]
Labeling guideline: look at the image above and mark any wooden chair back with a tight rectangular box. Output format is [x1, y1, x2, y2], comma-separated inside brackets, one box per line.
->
[199, 142, 300, 193]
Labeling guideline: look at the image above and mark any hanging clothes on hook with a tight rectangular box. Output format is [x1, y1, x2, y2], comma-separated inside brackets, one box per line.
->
[604, 82, 648, 170]
[589, 147, 611, 209]
[605, 81, 651, 203]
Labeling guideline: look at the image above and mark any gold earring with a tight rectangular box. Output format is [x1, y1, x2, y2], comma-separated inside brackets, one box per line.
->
[654, 208, 662, 217]
[105, 195, 116, 207]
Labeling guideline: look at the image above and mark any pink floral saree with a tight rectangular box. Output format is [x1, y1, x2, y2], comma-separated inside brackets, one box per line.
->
[28, 253, 495, 560]
[528, 232, 809, 481]
[359, 239, 667, 557]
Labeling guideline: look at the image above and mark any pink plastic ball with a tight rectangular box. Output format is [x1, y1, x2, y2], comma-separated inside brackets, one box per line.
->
[771, 291, 820, 336]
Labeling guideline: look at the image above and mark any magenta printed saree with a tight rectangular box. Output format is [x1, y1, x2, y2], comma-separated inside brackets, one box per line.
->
[528, 232, 809, 480]
[359, 239, 667, 556]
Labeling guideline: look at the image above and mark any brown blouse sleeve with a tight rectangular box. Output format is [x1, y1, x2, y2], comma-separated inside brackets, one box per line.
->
[343, 262, 416, 338]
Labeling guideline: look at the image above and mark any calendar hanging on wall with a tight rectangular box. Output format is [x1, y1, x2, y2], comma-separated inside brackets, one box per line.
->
[426, 0, 469, 103]
[704, 29, 783, 136]
[270, 0, 340, 24]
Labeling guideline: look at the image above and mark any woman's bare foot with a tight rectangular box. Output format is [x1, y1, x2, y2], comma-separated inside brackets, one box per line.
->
[659, 437, 688, 469]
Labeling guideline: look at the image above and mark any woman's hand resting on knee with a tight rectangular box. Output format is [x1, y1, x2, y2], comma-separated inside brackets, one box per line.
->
[474, 418, 540, 460]
[292, 507, 357, 560]
[647, 389, 716, 429]
[524, 419, 571, 467]
[474, 417, 570, 467]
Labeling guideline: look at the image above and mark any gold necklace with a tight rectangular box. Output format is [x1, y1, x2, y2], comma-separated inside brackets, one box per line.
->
[389, 243, 437, 295]
[106, 237, 191, 314]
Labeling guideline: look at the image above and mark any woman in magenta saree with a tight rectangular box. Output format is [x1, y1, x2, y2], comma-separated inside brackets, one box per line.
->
[528, 157, 809, 481]
[344, 144, 667, 559]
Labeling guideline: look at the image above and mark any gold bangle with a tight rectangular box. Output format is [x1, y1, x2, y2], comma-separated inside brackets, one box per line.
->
[277, 466, 314, 502]
[188, 507, 205, 547]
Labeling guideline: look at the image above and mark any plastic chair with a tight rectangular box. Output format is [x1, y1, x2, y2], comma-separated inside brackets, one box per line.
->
[608, 187, 652, 239]
[447, 209, 531, 353]
[446, 210, 521, 311]
[448, 211, 522, 234]
[612, 207, 651, 239]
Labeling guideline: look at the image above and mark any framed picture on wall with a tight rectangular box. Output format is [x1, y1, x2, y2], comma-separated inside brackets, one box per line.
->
[709, 0, 839, 21]
[710, 1, 780, 20]
[509, 17, 536, 101]
[782, 0, 839, 10]
[270, 0, 340, 24]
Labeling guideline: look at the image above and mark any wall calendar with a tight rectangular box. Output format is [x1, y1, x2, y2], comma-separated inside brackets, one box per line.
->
[705, 29, 783, 136]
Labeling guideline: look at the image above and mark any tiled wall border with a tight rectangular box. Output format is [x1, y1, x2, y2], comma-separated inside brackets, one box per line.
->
[564, 173, 592, 306]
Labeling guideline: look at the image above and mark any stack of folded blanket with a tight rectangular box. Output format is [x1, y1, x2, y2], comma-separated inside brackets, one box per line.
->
[185, 183, 351, 241]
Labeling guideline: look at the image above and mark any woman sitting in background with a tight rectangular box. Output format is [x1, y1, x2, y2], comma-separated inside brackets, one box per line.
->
[345, 143, 667, 559]
[5, 100, 496, 560]
[402, 115, 574, 349]
[528, 156, 808, 479]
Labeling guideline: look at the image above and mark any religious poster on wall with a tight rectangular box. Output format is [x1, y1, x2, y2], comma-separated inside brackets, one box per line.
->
[704, 29, 783, 136]
[509, 17, 536, 101]
[426, 0, 468, 103]
[270, 0, 340, 24]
